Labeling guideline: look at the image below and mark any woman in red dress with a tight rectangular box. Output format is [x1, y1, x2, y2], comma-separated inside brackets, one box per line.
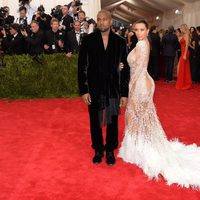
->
[176, 24, 192, 90]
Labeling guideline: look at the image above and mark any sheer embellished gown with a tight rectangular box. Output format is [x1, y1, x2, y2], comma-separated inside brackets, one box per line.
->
[118, 39, 200, 188]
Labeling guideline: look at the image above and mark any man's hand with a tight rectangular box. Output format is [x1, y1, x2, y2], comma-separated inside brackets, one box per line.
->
[120, 97, 128, 107]
[44, 44, 49, 50]
[66, 52, 72, 58]
[81, 93, 91, 105]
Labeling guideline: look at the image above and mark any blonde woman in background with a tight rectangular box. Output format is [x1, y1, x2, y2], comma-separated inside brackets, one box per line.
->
[176, 24, 192, 89]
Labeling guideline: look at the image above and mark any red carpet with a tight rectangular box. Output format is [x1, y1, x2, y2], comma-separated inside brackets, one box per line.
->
[0, 81, 200, 200]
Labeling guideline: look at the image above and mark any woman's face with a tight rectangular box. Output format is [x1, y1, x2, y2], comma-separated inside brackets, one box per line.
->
[180, 25, 186, 34]
[133, 23, 148, 40]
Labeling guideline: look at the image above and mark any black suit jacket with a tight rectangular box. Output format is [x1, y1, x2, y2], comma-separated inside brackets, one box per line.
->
[162, 33, 179, 57]
[61, 15, 73, 32]
[149, 32, 160, 56]
[25, 30, 44, 55]
[78, 30, 130, 109]
[65, 31, 87, 53]
[2, 33, 25, 55]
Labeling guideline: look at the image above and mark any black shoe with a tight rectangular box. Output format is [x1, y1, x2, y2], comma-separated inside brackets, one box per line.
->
[92, 151, 104, 164]
[106, 151, 116, 165]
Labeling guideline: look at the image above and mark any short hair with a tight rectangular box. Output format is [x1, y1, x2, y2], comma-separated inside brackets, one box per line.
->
[97, 10, 112, 19]
[31, 20, 39, 26]
[78, 10, 86, 16]
[19, 6, 27, 13]
[134, 19, 149, 29]
[149, 25, 156, 32]
[50, 18, 59, 25]
[168, 25, 174, 33]
[10, 23, 20, 32]
[74, 20, 81, 25]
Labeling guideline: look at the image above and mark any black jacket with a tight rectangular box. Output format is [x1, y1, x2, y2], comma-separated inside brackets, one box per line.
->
[60, 15, 73, 32]
[25, 30, 44, 55]
[65, 30, 87, 53]
[2, 33, 25, 55]
[149, 32, 160, 56]
[45, 29, 65, 54]
[162, 33, 179, 57]
[78, 30, 130, 109]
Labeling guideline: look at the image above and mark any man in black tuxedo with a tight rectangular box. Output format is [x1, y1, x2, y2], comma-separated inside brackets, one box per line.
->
[21, 20, 44, 55]
[162, 26, 179, 82]
[148, 26, 160, 80]
[65, 20, 86, 57]
[59, 5, 73, 33]
[1, 23, 25, 55]
[78, 10, 130, 165]
[44, 18, 65, 54]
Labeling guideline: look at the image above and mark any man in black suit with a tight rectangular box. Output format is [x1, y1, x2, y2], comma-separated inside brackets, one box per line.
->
[59, 5, 73, 33]
[65, 20, 86, 57]
[21, 20, 44, 55]
[1, 23, 25, 55]
[148, 26, 160, 80]
[44, 18, 65, 54]
[3, 6, 14, 25]
[78, 10, 130, 165]
[162, 26, 179, 82]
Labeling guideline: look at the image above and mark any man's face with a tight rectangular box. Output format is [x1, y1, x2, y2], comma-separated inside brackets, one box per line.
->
[97, 12, 111, 32]
[10, 27, 17, 35]
[74, 21, 81, 32]
[78, 13, 85, 22]
[20, 10, 26, 18]
[51, 22, 59, 31]
[62, 6, 69, 16]
[31, 23, 39, 33]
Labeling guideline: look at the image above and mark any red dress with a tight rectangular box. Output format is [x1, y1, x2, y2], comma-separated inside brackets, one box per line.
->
[176, 37, 192, 90]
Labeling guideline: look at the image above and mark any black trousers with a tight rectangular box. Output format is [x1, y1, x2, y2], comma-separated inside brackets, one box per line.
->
[164, 56, 175, 81]
[148, 55, 159, 80]
[190, 56, 199, 82]
[88, 107, 118, 152]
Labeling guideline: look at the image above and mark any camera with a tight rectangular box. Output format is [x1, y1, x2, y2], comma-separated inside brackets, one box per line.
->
[37, 5, 46, 18]
[0, 7, 7, 20]
[19, 0, 29, 5]
[51, 7, 62, 21]
[74, 0, 83, 7]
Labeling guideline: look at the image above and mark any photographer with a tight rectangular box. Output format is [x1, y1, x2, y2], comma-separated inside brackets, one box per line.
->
[44, 18, 65, 54]
[1, 6, 14, 26]
[51, 5, 63, 21]
[18, 0, 37, 24]
[21, 20, 44, 55]
[1, 23, 25, 55]
[78, 11, 95, 34]
[59, 5, 73, 33]
[32, 5, 52, 31]
[15, 6, 28, 26]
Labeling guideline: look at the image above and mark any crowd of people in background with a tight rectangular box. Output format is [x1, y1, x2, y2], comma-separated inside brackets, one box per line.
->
[0, 0, 96, 57]
[0, 0, 200, 84]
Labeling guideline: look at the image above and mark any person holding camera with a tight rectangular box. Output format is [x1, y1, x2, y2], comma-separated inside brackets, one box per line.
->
[21, 20, 44, 55]
[59, 5, 73, 33]
[32, 5, 52, 32]
[2, 6, 14, 26]
[18, 0, 37, 25]
[15, 6, 28, 26]
[44, 18, 65, 54]
[1, 23, 25, 55]
[78, 11, 94, 34]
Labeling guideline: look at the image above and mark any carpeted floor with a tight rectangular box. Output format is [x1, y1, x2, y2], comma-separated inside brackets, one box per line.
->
[0, 81, 200, 200]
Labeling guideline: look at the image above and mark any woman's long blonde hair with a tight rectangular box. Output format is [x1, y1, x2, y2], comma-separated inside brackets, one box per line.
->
[180, 24, 191, 43]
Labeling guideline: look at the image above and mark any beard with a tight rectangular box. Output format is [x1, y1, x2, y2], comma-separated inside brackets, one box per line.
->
[98, 26, 110, 32]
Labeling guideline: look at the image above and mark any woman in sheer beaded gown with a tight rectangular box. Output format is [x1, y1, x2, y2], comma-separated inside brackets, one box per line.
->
[118, 19, 200, 189]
